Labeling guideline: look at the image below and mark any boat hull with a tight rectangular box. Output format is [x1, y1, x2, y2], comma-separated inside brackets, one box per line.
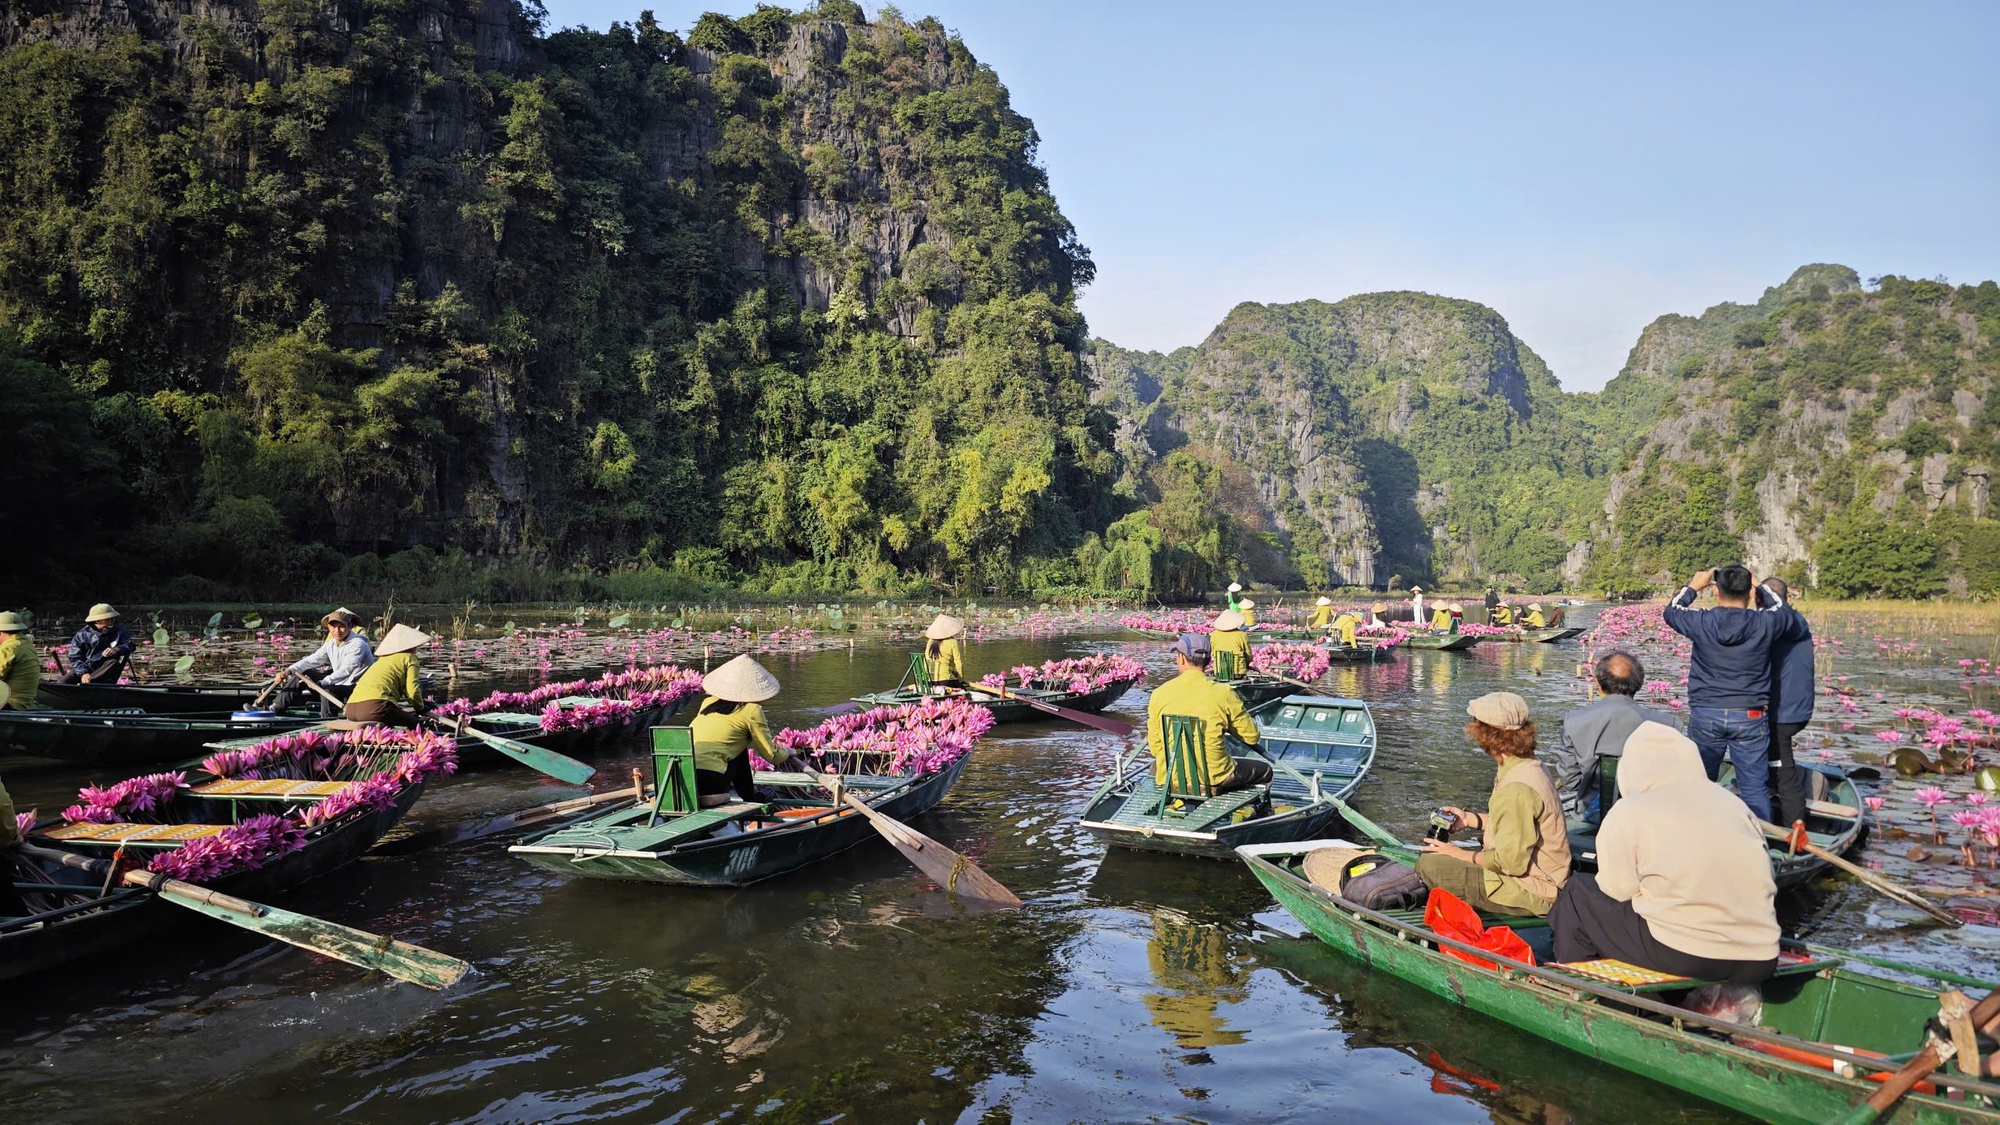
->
[1240, 843, 1999, 1125]
[1401, 633, 1480, 651]
[1, 710, 322, 766]
[513, 756, 971, 887]
[851, 679, 1136, 723]
[1, 782, 424, 983]
[34, 681, 269, 714]
[1487, 627, 1584, 643]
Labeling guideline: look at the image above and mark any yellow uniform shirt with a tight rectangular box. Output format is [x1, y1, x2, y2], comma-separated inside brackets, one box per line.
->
[1307, 605, 1332, 629]
[1146, 668, 1260, 792]
[1334, 615, 1359, 646]
[1492, 605, 1514, 625]
[689, 698, 787, 773]
[1525, 609, 1548, 628]
[1240, 606, 1256, 627]
[1209, 628, 1252, 678]
[0, 635, 40, 709]
[347, 652, 421, 706]
[925, 637, 965, 685]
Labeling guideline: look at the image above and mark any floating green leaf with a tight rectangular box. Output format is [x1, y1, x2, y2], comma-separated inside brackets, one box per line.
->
[244, 615, 263, 629]
[608, 613, 630, 628]
[173, 654, 196, 674]
[153, 627, 170, 648]
[207, 612, 224, 628]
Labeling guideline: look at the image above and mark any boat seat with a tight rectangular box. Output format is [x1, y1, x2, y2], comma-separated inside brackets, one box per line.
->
[1552, 951, 1842, 994]
[752, 771, 902, 790]
[1108, 776, 1263, 828]
[190, 778, 349, 800]
[39, 822, 230, 847]
[531, 801, 767, 853]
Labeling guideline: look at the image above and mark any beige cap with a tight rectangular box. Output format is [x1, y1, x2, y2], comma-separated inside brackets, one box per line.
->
[702, 653, 780, 703]
[0, 611, 27, 633]
[1227, 583, 1242, 593]
[922, 614, 965, 641]
[1466, 691, 1530, 731]
[374, 623, 432, 657]
[1315, 597, 1332, 606]
[321, 607, 363, 628]
[85, 603, 120, 623]
[1212, 610, 1245, 632]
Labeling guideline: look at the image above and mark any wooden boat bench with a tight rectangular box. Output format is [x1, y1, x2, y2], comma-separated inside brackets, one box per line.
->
[40, 822, 232, 848]
[1552, 951, 1844, 994]
[513, 801, 768, 856]
[190, 779, 351, 802]
[1101, 776, 1263, 830]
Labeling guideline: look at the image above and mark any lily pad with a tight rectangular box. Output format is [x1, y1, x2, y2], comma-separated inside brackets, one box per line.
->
[152, 627, 169, 649]
[173, 654, 196, 674]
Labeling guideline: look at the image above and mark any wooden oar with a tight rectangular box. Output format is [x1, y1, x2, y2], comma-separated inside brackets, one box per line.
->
[382, 778, 648, 853]
[1838, 988, 2000, 1124]
[1266, 673, 1328, 695]
[249, 672, 285, 710]
[1759, 821, 1960, 928]
[295, 675, 597, 785]
[961, 682, 1134, 737]
[792, 763, 1022, 908]
[20, 844, 469, 989]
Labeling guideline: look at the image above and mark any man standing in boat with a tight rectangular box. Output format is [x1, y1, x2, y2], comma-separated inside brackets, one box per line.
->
[1409, 586, 1426, 628]
[1663, 566, 1809, 823]
[61, 603, 133, 684]
[1759, 577, 1815, 828]
[1147, 634, 1268, 796]
[1552, 650, 1674, 824]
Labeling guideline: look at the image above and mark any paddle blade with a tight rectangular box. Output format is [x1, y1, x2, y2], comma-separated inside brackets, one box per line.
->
[465, 727, 597, 785]
[150, 882, 471, 989]
[867, 817, 1023, 909]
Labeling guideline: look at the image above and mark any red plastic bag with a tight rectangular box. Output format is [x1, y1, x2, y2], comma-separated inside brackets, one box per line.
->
[1423, 887, 1536, 971]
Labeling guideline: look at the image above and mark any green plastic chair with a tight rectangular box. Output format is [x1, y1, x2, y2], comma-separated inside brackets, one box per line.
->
[905, 652, 932, 694]
[1156, 714, 1211, 815]
[649, 725, 699, 825]
[1213, 650, 1239, 683]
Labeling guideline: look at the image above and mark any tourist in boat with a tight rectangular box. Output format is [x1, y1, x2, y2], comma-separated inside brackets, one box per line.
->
[1208, 610, 1252, 679]
[1549, 722, 1779, 984]
[271, 608, 374, 716]
[1237, 598, 1257, 627]
[1663, 566, 1810, 823]
[1415, 692, 1570, 915]
[0, 612, 39, 709]
[922, 614, 968, 691]
[1524, 603, 1548, 629]
[1307, 596, 1334, 631]
[343, 624, 432, 728]
[1553, 650, 1675, 824]
[1491, 601, 1515, 626]
[1366, 602, 1387, 628]
[1147, 634, 1267, 795]
[1409, 586, 1425, 626]
[1446, 603, 1465, 633]
[61, 603, 134, 684]
[690, 654, 808, 806]
[1760, 577, 1815, 828]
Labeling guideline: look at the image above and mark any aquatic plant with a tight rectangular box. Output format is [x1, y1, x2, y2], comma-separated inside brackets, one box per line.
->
[977, 653, 1145, 694]
[433, 663, 704, 720]
[1250, 643, 1332, 683]
[147, 814, 308, 882]
[767, 698, 996, 777]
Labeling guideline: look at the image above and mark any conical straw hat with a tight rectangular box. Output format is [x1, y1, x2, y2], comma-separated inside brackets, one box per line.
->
[923, 614, 965, 640]
[1238, 598, 1256, 609]
[703, 654, 780, 703]
[374, 623, 432, 657]
[1315, 597, 1331, 606]
[1226, 583, 1242, 593]
[1212, 610, 1245, 632]
[85, 603, 120, 622]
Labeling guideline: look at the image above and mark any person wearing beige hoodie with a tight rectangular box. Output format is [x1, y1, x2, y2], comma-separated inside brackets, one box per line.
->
[1549, 721, 1780, 983]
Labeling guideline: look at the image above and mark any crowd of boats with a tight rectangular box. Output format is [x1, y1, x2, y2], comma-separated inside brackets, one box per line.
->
[1, 601, 1992, 1123]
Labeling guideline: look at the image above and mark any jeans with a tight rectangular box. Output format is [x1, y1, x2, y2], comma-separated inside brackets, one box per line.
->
[1689, 706, 1773, 823]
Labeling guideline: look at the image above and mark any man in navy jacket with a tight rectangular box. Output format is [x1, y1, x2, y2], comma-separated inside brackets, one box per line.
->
[1760, 577, 1815, 827]
[1662, 566, 1810, 822]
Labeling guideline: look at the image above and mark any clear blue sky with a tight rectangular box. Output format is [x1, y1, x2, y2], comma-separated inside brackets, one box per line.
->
[538, 1, 1998, 390]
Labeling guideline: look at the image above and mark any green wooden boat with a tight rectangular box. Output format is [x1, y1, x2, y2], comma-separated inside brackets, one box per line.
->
[850, 678, 1138, 723]
[2, 765, 429, 984]
[1079, 695, 1376, 859]
[1486, 626, 1586, 643]
[35, 680, 273, 714]
[510, 743, 973, 887]
[1570, 761, 1865, 891]
[0, 708, 321, 767]
[1238, 837, 2000, 1124]
[1213, 674, 1294, 708]
[1401, 632, 1481, 651]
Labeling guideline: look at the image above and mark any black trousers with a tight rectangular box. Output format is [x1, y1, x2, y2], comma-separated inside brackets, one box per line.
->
[1216, 757, 1273, 793]
[1769, 719, 1809, 828]
[696, 753, 759, 803]
[60, 655, 127, 684]
[272, 671, 351, 717]
[1550, 874, 1775, 984]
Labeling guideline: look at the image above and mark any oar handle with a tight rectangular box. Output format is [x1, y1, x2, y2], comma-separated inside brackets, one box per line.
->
[1846, 989, 2000, 1123]
[1758, 821, 1960, 927]
[250, 673, 284, 709]
[19, 844, 265, 918]
[298, 674, 347, 709]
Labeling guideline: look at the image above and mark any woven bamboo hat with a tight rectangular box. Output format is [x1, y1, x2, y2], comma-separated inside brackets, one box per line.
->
[1227, 582, 1242, 593]
[1238, 598, 1256, 609]
[0, 611, 27, 633]
[374, 623, 432, 657]
[703, 653, 780, 703]
[321, 607, 363, 628]
[1410, 586, 1423, 594]
[85, 603, 120, 623]
[1315, 597, 1332, 606]
[1529, 602, 1544, 611]
[1212, 609, 1246, 632]
[1371, 602, 1387, 613]
[1301, 844, 1375, 892]
[923, 614, 965, 641]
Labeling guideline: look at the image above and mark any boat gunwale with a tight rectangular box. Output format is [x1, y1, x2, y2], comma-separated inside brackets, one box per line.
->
[1237, 841, 2000, 1106]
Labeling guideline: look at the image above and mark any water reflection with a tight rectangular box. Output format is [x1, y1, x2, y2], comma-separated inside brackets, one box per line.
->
[1143, 909, 1251, 1049]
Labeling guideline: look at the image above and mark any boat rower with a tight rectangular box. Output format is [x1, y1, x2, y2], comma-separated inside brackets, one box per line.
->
[1147, 634, 1267, 796]
[0, 613, 39, 709]
[1208, 610, 1252, 680]
[271, 607, 374, 716]
[922, 614, 968, 692]
[690, 654, 808, 806]
[343, 624, 432, 728]
[1430, 606, 1452, 631]
[1446, 603, 1465, 634]
[0, 685, 23, 917]
[1367, 602, 1387, 628]
[1524, 603, 1548, 629]
[1491, 602, 1516, 627]
[62, 603, 133, 684]
[1307, 597, 1334, 631]
[1237, 598, 1257, 628]
[1225, 582, 1243, 612]
[1332, 612, 1359, 647]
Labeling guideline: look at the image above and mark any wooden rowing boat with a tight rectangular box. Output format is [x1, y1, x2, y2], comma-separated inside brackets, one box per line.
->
[849, 677, 1137, 723]
[1216, 674, 1294, 708]
[1401, 632, 1481, 652]
[1484, 626, 1585, 643]
[34, 680, 271, 714]
[510, 757, 972, 886]
[2, 744, 438, 983]
[1079, 695, 1377, 859]
[1238, 837, 2000, 1123]
[0, 709, 320, 767]
[1569, 762, 1865, 891]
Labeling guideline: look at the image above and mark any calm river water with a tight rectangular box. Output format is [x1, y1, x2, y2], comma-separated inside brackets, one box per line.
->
[0, 609, 1975, 1124]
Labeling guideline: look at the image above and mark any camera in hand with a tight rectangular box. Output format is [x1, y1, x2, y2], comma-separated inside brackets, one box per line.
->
[1425, 807, 1455, 842]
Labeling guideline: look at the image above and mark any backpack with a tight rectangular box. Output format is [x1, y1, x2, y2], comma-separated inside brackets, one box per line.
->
[1304, 847, 1427, 911]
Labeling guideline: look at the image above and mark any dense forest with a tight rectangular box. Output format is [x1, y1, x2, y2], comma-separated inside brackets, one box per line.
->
[1, 1, 1993, 602]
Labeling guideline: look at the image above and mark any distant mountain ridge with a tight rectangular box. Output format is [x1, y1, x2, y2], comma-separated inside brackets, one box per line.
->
[1092, 264, 2000, 597]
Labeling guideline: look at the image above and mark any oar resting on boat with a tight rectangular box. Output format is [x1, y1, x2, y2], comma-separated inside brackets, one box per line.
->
[296, 674, 597, 784]
[19, 844, 470, 989]
[793, 762, 1022, 908]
